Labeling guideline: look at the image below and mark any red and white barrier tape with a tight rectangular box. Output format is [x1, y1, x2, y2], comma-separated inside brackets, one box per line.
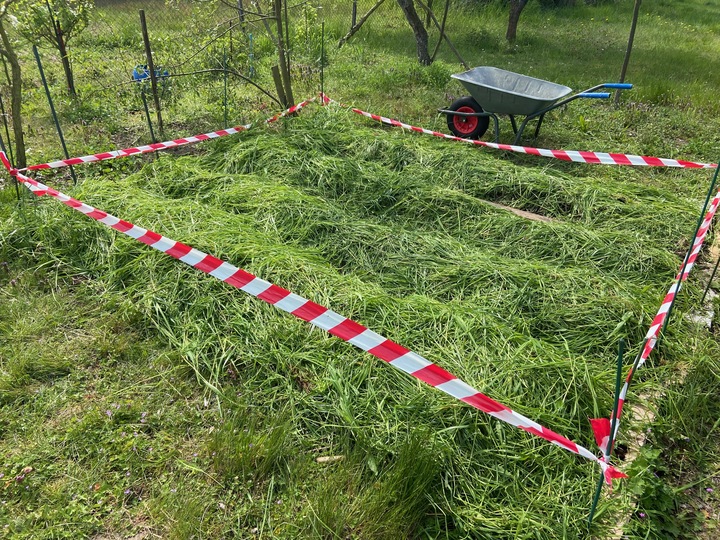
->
[1, 151, 625, 484]
[334, 94, 720, 466]
[11, 93, 711, 480]
[334, 96, 717, 169]
[21, 93, 718, 174]
[591, 186, 720, 460]
[338, 95, 720, 474]
[21, 98, 316, 172]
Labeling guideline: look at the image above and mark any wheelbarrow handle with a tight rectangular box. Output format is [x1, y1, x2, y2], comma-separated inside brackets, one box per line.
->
[603, 83, 633, 89]
[578, 92, 611, 98]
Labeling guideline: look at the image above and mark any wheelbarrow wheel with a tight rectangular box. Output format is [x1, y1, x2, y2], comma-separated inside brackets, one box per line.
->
[446, 97, 489, 139]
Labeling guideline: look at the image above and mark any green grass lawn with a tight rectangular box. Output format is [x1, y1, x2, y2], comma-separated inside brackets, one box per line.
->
[2, 0, 720, 538]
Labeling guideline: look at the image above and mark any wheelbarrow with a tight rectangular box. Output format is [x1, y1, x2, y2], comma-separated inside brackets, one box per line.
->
[439, 66, 632, 144]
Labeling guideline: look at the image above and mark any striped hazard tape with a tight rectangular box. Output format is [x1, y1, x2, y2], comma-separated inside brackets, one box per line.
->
[592, 183, 720, 458]
[19, 93, 718, 174]
[330, 94, 720, 467]
[21, 98, 316, 172]
[2, 151, 626, 484]
[335, 96, 717, 169]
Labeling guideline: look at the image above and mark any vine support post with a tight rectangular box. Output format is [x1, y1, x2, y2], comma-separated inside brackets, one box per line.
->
[615, 0, 641, 105]
[0, 92, 13, 165]
[223, 50, 229, 129]
[139, 10, 164, 139]
[140, 88, 156, 143]
[33, 45, 77, 185]
[588, 339, 626, 527]
[702, 255, 720, 305]
[660, 164, 720, 340]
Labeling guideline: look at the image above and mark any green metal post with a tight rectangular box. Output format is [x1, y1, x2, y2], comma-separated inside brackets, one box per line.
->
[223, 50, 228, 129]
[701, 255, 720, 305]
[588, 339, 626, 527]
[0, 92, 14, 165]
[622, 337, 649, 411]
[140, 87, 157, 143]
[33, 45, 77, 185]
[248, 33, 255, 79]
[660, 164, 720, 339]
[606, 339, 626, 462]
[284, 0, 290, 68]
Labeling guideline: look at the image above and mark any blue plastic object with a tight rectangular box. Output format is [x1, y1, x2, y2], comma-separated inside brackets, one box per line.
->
[603, 83, 633, 89]
[132, 64, 169, 82]
[578, 92, 611, 99]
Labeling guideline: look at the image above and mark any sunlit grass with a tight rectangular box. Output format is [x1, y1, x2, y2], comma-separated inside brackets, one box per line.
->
[2, 0, 720, 537]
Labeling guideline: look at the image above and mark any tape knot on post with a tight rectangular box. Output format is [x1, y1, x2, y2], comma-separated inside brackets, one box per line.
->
[9, 168, 18, 177]
[601, 462, 628, 485]
[590, 417, 611, 453]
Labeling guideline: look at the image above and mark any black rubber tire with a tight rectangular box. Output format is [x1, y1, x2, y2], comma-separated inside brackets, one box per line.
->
[446, 96, 490, 139]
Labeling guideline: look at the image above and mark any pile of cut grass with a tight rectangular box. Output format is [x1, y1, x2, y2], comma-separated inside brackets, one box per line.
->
[1, 105, 715, 537]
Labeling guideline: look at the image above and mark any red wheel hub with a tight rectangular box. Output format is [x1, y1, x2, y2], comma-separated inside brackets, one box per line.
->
[452, 106, 479, 135]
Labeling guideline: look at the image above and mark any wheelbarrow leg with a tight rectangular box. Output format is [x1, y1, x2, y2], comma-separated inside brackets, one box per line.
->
[513, 113, 545, 145]
[509, 115, 518, 136]
[533, 113, 546, 140]
[490, 114, 500, 143]
[514, 116, 533, 145]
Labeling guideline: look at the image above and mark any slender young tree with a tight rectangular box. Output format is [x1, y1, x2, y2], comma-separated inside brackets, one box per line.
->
[397, 0, 431, 65]
[506, 0, 529, 43]
[14, 0, 93, 97]
[0, 0, 26, 168]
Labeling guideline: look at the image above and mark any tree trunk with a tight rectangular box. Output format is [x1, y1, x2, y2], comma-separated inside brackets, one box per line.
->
[237, 0, 245, 26]
[397, 0, 431, 65]
[506, 0, 529, 43]
[0, 19, 25, 168]
[56, 28, 76, 97]
[274, 0, 294, 107]
[415, 0, 468, 68]
[424, 0, 432, 27]
[46, 2, 76, 97]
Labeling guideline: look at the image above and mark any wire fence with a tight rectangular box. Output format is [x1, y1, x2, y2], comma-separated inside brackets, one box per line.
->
[51, 0, 423, 101]
[80, 0, 408, 95]
[7, 0, 464, 169]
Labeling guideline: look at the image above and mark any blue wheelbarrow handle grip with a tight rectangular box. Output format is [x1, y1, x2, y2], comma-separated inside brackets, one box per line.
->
[603, 83, 633, 89]
[578, 92, 611, 98]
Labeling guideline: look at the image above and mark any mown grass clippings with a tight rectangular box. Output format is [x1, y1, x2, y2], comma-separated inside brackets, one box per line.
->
[4, 98, 716, 536]
[1, 0, 718, 535]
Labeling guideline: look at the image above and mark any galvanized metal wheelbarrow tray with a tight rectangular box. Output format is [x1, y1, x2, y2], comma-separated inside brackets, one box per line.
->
[439, 66, 632, 144]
